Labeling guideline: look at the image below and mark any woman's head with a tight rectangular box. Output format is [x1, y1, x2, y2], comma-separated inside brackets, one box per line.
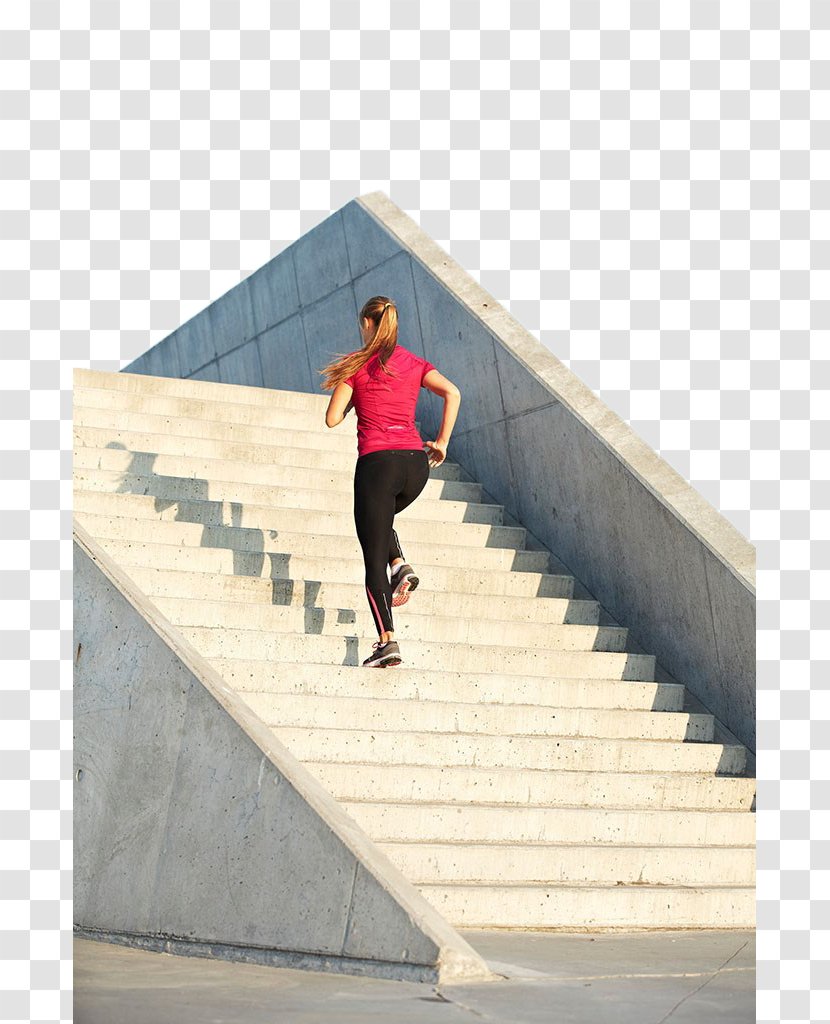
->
[358, 296, 398, 351]
[319, 296, 399, 390]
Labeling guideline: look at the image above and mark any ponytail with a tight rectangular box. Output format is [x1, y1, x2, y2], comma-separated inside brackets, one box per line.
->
[319, 296, 399, 390]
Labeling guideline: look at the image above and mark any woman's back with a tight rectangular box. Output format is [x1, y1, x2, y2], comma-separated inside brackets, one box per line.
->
[344, 344, 435, 457]
[321, 294, 461, 667]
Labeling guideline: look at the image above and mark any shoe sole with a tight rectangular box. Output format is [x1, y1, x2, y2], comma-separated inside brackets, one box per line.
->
[391, 573, 419, 608]
[363, 655, 402, 668]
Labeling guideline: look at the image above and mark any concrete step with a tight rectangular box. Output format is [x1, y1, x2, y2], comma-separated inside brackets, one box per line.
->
[182, 626, 656, 679]
[74, 385, 370, 437]
[124, 567, 601, 627]
[376, 840, 756, 887]
[238, 689, 714, 742]
[73, 469, 507, 527]
[73, 403, 380, 453]
[260, 724, 746, 775]
[93, 538, 575, 598]
[72, 424, 466, 481]
[342, 799, 755, 847]
[414, 880, 756, 929]
[73, 491, 527, 553]
[73, 446, 483, 504]
[155, 597, 630, 655]
[212, 659, 684, 712]
[76, 367, 333, 411]
[76, 512, 549, 574]
[300, 759, 755, 811]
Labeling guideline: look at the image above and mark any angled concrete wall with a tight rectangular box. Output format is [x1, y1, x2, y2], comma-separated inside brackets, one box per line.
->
[72, 522, 494, 985]
[123, 191, 755, 753]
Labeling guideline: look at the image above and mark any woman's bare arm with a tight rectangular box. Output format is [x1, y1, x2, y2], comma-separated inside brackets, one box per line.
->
[325, 381, 354, 427]
[423, 369, 461, 441]
[422, 369, 461, 466]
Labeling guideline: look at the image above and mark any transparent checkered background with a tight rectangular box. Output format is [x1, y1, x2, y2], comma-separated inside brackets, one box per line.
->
[2, 0, 823, 1019]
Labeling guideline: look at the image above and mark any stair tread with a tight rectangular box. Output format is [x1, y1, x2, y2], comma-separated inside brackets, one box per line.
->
[164, 600, 627, 642]
[73, 405, 371, 451]
[123, 569, 599, 626]
[74, 493, 531, 549]
[73, 401, 364, 446]
[93, 541, 572, 598]
[304, 759, 752, 780]
[74, 450, 472, 497]
[377, 838, 756, 848]
[112, 549, 569, 583]
[242, 695, 708, 737]
[74, 384, 358, 421]
[75, 492, 505, 524]
[342, 797, 753, 812]
[416, 879, 756, 890]
[186, 630, 650, 663]
[77, 369, 331, 407]
[272, 724, 738, 748]
[217, 660, 666, 682]
[73, 427, 467, 477]
[245, 690, 702, 714]
[74, 468, 498, 511]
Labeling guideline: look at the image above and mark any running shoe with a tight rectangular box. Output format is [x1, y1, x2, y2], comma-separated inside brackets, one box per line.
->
[390, 562, 419, 607]
[362, 638, 402, 668]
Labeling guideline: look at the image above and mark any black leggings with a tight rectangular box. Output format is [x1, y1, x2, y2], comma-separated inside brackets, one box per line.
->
[353, 448, 430, 635]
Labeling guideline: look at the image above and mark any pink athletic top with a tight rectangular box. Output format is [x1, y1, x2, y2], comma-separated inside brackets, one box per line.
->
[343, 344, 436, 457]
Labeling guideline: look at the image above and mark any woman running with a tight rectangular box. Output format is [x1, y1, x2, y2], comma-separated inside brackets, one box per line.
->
[320, 296, 461, 667]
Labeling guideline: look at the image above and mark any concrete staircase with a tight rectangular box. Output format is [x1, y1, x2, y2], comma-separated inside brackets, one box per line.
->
[73, 368, 756, 931]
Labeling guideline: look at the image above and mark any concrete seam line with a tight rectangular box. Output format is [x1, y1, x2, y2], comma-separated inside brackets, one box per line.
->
[356, 192, 755, 595]
[446, 409, 754, 594]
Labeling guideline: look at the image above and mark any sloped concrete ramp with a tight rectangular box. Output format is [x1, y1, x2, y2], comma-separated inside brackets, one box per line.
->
[73, 522, 495, 985]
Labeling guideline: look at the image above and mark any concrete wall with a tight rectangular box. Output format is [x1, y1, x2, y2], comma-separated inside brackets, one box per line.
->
[123, 191, 756, 753]
[72, 522, 493, 984]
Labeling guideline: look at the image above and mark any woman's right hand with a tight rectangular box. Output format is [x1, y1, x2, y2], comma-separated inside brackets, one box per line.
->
[424, 439, 448, 468]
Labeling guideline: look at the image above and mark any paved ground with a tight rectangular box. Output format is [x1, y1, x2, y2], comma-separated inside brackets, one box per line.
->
[74, 929, 755, 1023]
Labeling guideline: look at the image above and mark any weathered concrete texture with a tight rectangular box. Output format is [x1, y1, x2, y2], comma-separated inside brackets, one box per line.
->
[257, 316, 315, 392]
[121, 190, 755, 752]
[74, 930, 756, 1023]
[217, 338, 263, 387]
[72, 522, 494, 985]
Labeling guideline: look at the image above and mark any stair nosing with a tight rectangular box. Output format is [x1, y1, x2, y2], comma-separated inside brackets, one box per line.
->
[73, 492, 529, 545]
[76, 371, 332, 407]
[83, 541, 561, 583]
[74, 443, 466, 484]
[210, 660, 669, 683]
[73, 428, 465, 474]
[180, 625, 640, 659]
[413, 879, 756, 891]
[72, 406, 381, 449]
[73, 471, 504, 515]
[374, 838, 757, 849]
[264, 723, 739, 749]
[241, 689, 697, 719]
[340, 797, 754, 814]
[300, 761, 748, 777]
[157, 600, 627, 639]
[74, 385, 357, 420]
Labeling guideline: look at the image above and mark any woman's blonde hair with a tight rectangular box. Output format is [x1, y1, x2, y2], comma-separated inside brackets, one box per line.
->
[318, 296, 399, 390]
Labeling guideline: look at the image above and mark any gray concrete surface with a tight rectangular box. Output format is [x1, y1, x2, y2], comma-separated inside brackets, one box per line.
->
[72, 522, 493, 984]
[123, 190, 755, 754]
[74, 928, 755, 1023]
